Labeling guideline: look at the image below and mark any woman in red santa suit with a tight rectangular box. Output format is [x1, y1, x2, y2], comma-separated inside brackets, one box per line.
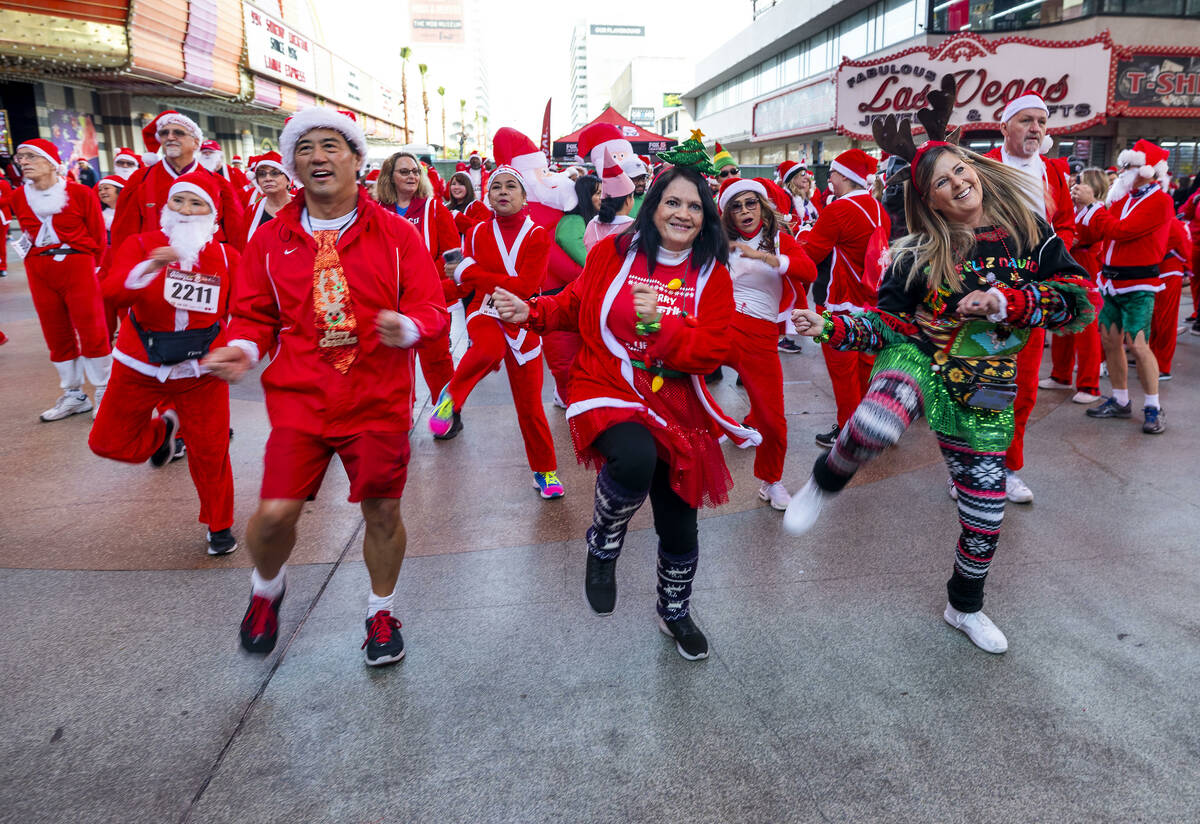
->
[778, 162, 820, 227]
[717, 177, 817, 511]
[492, 153, 762, 661]
[429, 167, 563, 497]
[377, 150, 461, 418]
[90, 172, 239, 556]
[445, 171, 490, 237]
[243, 152, 292, 243]
[10, 139, 112, 421]
[1040, 166, 1107, 404]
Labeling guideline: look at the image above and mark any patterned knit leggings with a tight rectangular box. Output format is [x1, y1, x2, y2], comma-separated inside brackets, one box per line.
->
[812, 369, 1007, 613]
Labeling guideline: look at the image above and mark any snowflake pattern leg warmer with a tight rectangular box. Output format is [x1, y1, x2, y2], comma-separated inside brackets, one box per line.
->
[656, 544, 699, 622]
[939, 433, 1007, 613]
[586, 466, 649, 561]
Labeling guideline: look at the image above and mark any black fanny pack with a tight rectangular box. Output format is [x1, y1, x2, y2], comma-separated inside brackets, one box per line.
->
[129, 311, 220, 365]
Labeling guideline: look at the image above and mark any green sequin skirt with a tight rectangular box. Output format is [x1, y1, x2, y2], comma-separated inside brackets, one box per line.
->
[871, 341, 1015, 452]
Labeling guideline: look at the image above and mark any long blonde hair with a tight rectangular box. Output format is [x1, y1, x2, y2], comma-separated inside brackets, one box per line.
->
[376, 151, 431, 205]
[895, 144, 1042, 294]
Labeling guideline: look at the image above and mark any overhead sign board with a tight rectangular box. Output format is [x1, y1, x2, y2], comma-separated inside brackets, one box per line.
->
[411, 0, 465, 44]
[244, 2, 315, 92]
[1112, 50, 1200, 117]
[590, 25, 644, 36]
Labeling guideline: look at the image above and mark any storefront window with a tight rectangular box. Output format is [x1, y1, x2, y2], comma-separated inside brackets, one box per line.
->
[881, 0, 919, 48]
[839, 10, 871, 61]
[929, 0, 1191, 33]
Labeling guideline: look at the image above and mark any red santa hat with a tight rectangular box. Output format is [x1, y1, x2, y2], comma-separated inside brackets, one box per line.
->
[717, 176, 767, 211]
[114, 146, 143, 167]
[488, 165, 526, 191]
[97, 174, 127, 190]
[491, 127, 544, 174]
[1000, 93, 1054, 154]
[200, 140, 221, 153]
[231, 155, 243, 163]
[830, 149, 879, 189]
[601, 147, 635, 198]
[365, 169, 381, 183]
[279, 107, 368, 178]
[756, 177, 794, 216]
[1119, 139, 1171, 187]
[455, 161, 468, 171]
[253, 151, 288, 177]
[168, 170, 221, 218]
[578, 123, 629, 165]
[777, 160, 806, 185]
[142, 111, 204, 162]
[16, 139, 66, 174]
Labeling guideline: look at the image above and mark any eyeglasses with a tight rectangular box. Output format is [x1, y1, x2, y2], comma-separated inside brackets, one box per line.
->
[728, 199, 760, 213]
[717, 168, 739, 178]
[394, 168, 420, 177]
[156, 128, 192, 139]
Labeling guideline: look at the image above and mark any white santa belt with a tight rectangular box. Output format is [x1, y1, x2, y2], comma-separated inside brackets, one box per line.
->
[465, 309, 542, 366]
[1098, 277, 1164, 295]
[822, 300, 868, 314]
[113, 347, 208, 382]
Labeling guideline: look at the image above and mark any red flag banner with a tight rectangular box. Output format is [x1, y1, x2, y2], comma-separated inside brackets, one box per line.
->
[539, 99, 552, 160]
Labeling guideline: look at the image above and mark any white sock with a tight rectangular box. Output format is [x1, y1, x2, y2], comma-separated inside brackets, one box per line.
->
[1112, 388, 1130, 406]
[251, 566, 286, 599]
[367, 588, 396, 619]
[1145, 394, 1160, 410]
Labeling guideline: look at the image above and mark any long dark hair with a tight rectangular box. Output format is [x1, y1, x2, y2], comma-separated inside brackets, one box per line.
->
[616, 165, 727, 275]
[446, 171, 475, 210]
[566, 174, 600, 222]
[599, 192, 633, 223]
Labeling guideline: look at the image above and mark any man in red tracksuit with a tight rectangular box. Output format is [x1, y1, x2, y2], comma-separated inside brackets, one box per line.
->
[203, 108, 448, 667]
[797, 148, 889, 448]
[984, 92, 1076, 504]
[91, 171, 239, 556]
[9, 139, 111, 421]
[1075, 139, 1176, 434]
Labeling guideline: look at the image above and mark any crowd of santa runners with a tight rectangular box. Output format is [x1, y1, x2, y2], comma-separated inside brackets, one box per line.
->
[2, 87, 1195, 664]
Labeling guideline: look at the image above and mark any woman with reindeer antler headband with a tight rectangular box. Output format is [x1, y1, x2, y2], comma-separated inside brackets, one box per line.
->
[782, 76, 1095, 655]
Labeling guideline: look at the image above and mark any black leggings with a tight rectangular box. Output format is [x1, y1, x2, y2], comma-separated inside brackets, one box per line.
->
[593, 422, 698, 554]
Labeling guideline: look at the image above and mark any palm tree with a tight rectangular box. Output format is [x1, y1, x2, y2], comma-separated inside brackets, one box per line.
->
[419, 64, 431, 145]
[459, 98, 467, 155]
[399, 46, 412, 143]
[480, 114, 488, 156]
[438, 86, 446, 157]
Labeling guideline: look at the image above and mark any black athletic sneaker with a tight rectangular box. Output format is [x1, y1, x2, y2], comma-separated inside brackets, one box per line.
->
[777, 337, 803, 354]
[1086, 397, 1132, 418]
[1142, 406, 1166, 434]
[432, 411, 463, 441]
[206, 528, 238, 556]
[585, 553, 617, 615]
[362, 610, 405, 666]
[658, 614, 709, 660]
[240, 586, 285, 654]
[171, 438, 187, 461]
[814, 423, 840, 448]
[149, 410, 179, 467]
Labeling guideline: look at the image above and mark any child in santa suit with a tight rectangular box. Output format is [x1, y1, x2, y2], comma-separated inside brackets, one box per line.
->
[1076, 139, 1176, 433]
[1041, 167, 1107, 405]
[797, 149, 890, 448]
[431, 166, 564, 499]
[10, 139, 111, 421]
[1149, 215, 1191, 379]
[717, 177, 816, 511]
[90, 172, 239, 555]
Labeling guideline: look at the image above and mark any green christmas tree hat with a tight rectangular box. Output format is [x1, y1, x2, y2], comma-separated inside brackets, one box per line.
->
[658, 129, 716, 175]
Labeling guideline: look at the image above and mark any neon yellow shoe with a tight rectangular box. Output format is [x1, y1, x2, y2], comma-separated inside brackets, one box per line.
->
[534, 471, 565, 499]
[429, 389, 459, 439]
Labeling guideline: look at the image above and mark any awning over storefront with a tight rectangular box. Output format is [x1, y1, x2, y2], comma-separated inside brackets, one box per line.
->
[554, 107, 677, 160]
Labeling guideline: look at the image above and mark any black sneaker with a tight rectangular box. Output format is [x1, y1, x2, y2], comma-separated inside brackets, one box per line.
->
[149, 410, 179, 467]
[777, 337, 803, 354]
[240, 585, 285, 654]
[432, 411, 463, 441]
[1143, 406, 1166, 434]
[658, 614, 709, 660]
[584, 553, 617, 615]
[172, 438, 188, 461]
[1086, 397, 1132, 418]
[1159, 372, 1172, 382]
[206, 528, 238, 556]
[362, 610, 405, 666]
[814, 423, 840, 448]
[1191, 322, 1200, 336]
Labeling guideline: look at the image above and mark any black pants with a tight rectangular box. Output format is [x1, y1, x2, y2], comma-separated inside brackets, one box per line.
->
[593, 422, 698, 554]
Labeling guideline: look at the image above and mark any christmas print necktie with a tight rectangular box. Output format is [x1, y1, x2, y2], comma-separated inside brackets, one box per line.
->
[311, 229, 359, 374]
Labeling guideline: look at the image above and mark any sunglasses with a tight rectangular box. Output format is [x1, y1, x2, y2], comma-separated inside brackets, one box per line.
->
[717, 168, 740, 178]
[394, 168, 421, 177]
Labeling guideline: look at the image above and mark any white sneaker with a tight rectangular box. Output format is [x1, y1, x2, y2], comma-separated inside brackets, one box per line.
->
[91, 385, 106, 420]
[943, 603, 1008, 653]
[947, 476, 958, 501]
[1038, 377, 1071, 390]
[1005, 471, 1033, 504]
[1099, 362, 1109, 377]
[1071, 391, 1102, 404]
[783, 477, 831, 536]
[758, 480, 792, 511]
[40, 390, 92, 422]
[552, 390, 568, 410]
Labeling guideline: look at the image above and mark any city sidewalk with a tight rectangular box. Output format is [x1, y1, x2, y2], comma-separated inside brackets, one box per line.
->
[1, 256, 1198, 823]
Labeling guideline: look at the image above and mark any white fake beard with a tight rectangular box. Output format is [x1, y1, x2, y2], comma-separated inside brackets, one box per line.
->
[1106, 168, 1141, 204]
[198, 152, 223, 173]
[523, 168, 579, 212]
[114, 164, 137, 180]
[24, 178, 68, 218]
[160, 208, 217, 270]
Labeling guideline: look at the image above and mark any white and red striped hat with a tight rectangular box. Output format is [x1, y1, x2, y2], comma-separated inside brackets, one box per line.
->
[97, 174, 127, 189]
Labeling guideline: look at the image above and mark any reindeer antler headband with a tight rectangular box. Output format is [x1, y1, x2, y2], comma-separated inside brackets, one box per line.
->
[871, 74, 960, 195]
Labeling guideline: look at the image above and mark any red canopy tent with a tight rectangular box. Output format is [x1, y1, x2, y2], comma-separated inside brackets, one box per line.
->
[553, 106, 677, 161]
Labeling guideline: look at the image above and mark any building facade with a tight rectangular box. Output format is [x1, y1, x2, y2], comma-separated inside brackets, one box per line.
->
[684, 0, 1200, 174]
[567, 22, 649, 131]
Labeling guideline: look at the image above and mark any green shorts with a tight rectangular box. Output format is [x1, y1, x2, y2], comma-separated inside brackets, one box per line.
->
[1099, 291, 1155, 340]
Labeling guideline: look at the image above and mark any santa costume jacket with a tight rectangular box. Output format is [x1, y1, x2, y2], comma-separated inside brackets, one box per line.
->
[1081, 183, 1175, 294]
[226, 188, 448, 436]
[112, 161, 247, 254]
[9, 180, 106, 260]
[984, 148, 1076, 247]
[798, 188, 891, 313]
[393, 195, 461, 304]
